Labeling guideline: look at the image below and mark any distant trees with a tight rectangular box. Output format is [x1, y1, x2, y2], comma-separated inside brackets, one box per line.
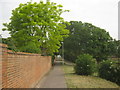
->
[106, 40, 120, 60]
[115, 40, 120, 59]
[65, 21, 120, 85]
[2, 1, 69, 55]
[64, 21, 113, 62]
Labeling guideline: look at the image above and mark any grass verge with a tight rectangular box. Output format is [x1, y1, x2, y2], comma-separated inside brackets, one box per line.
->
[62, 63, 120, 88]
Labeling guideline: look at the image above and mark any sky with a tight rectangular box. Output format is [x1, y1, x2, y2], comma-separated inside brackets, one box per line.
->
[0, 0, 119, 39]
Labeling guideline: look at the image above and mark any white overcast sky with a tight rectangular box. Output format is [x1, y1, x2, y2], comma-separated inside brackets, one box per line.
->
[0, 0, 119, 39]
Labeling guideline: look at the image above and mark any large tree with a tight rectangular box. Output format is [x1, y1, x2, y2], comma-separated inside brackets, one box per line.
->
[64, 21, 112, 62]
[2, 1, 69, 55]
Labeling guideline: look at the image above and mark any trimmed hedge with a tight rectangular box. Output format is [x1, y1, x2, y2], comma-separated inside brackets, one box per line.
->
[74, 54, 97, 75]
[99, 60, 120, 85]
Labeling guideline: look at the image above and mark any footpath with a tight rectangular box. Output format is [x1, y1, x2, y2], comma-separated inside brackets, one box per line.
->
[35, 61, 67, 88]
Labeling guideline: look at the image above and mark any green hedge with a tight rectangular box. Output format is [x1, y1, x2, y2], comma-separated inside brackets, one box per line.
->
[99, 60, 120, 85]
[74, 54, 97, 75]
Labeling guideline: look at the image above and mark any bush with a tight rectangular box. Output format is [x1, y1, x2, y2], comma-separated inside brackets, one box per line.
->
[51, 55, 55, 66]
[99, 60, 120, 85]
[74, 54, 97, 75]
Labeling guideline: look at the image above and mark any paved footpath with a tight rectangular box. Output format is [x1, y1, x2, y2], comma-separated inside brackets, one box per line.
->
[35, 61, 67, 88]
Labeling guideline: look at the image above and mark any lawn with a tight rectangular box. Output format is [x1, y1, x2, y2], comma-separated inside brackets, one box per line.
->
[62, 62, 120, 88]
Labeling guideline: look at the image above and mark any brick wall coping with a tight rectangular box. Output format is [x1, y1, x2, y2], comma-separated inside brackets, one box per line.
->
[0, 43, 7, 48]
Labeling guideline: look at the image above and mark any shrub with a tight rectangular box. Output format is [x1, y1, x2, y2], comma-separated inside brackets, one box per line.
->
[99, 60, 120, 85]
[74, 54, 97, 75]
[51, 55, 55, 66]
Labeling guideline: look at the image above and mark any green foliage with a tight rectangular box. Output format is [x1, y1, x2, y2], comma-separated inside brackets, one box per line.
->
[51, 55, 55, 66]
[2, 1, 69, 54]
[99, 60, 120, 85]
[19, 41, 41, 53]
[114, 40, 120, 58]
[118, 47, 120, 58]
[74, 54, 97, 75]
[107, 40, 120, 59]
[2, 38, 7, 44]
[2, 38, 19, 52]
[64, 21, 112, 62]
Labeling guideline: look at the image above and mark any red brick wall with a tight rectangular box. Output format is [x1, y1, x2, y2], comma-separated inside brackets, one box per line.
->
[0, 43, 51, 88]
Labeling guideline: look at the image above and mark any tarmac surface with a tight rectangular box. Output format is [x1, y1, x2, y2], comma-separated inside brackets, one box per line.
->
[35, 61, 67, 88]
